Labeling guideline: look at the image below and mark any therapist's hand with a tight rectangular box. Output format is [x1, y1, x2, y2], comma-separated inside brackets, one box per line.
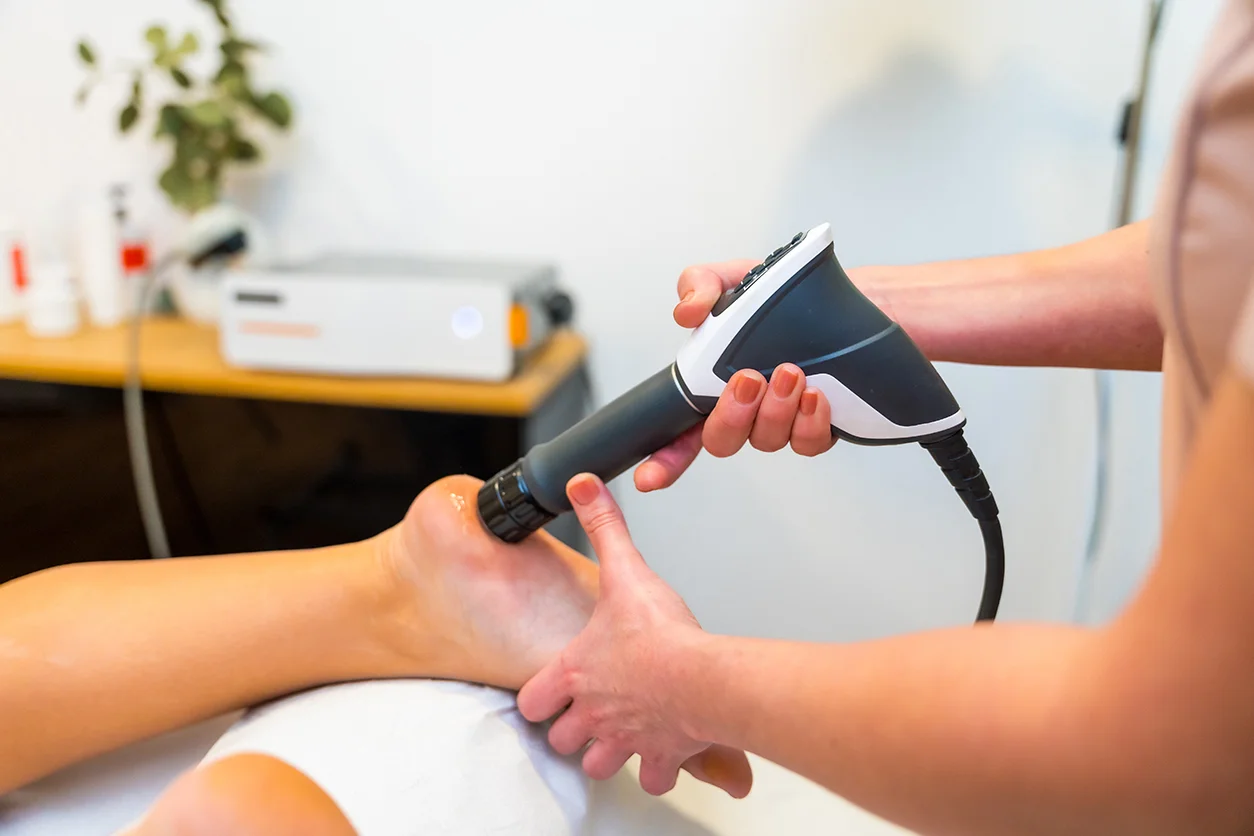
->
[632, 260, 837, 493]
[517, 474, 752, 799]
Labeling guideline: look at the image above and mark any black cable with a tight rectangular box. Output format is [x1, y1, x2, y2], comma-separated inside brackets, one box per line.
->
[920, 429, 1004, 623]
[977, 517, 1005, 622]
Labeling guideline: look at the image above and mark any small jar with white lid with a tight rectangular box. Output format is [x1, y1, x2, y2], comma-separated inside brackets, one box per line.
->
[25, 261, 81, 338]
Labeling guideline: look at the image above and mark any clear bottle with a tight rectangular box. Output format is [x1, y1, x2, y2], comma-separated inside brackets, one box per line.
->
[112, 185, 151, 316]
[77, 191, 124, 326]
[25, 260, 80, 338]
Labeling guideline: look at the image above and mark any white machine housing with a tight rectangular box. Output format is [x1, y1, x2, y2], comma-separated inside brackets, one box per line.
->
[220, 255, 559, 382]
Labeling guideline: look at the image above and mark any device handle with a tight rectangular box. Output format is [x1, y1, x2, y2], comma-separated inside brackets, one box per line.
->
[520, 364, 702, 514]
[714, 243, 962, 441]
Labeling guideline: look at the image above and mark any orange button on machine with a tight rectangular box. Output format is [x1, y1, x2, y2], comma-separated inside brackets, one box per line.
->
[509, 303, 529, 348]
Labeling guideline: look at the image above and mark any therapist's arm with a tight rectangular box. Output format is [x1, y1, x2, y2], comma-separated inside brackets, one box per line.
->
[523, 371, 1254, 834]
[637, 221, 1160, 491]
[677, 220, 1160, 370]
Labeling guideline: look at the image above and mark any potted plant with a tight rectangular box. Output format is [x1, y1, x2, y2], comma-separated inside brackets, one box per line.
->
[76, 0, 293, 322]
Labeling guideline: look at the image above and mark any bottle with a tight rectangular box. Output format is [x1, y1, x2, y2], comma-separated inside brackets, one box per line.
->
[25, 261, 80, 338]
[114, 185, 150, 274]
[0, 217, 25, 324]
[112, 184, 150, 316]
[77, 191, 124, 326]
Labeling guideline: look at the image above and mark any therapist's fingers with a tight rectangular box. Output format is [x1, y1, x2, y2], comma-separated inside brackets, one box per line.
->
[748, 364, 805, 453]
[583, 740, 633, 781]
[674, 260, 758, 328]
[567, 474, 648, 582]
[702, 370, 767, 458]
[547, 707, 595, 757]
[790, 387, 836, 457]
[517, 662, 571, 723]
[682, 745, 754, 799]
[638, 756, 683, 796]
[633, 424, 704, 492]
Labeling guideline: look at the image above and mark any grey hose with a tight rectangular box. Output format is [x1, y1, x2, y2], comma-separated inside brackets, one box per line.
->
[1074, 0, 1167, 623]
[123, 252, 184, 560]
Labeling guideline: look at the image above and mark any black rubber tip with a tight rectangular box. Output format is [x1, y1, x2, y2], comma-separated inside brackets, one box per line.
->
[477, 460, 556, 543]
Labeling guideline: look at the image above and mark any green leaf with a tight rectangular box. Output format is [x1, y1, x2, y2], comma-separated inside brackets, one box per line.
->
[170, 67, 192, 88]
[228, 136, 260, 162]
[186, 177, 218, 212]
[75, 81, 93, 106]
[195, 0, 231, 30]
[252, 91, 292, 128]
[144, 25, 168, 50]
[158, 161, 194, 208]
[188, 99, 227, 127]
[131, 73, 143, 108]
[159, 157, 218, 212]
[176, 32, 199, 58]
[119, 104, 140, 133]
[76, 40, 96, 66]
[174, 129, 208, 162]
[155, 104, 186, 137]
[220, 38, 263, 59]
[213, 60, 248, 97]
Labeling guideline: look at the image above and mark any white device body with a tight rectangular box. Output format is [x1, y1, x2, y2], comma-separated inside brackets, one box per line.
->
[675, 223, 965, 442]
[220, 256, 556, 382]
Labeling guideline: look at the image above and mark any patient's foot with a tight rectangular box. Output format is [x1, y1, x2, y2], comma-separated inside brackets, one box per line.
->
[129, 754, 354, 836]
[379, 474, 600, 690]
[375, 475, 752, 799]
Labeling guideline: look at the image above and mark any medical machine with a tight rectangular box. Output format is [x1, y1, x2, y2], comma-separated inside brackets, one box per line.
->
[220, 255, 572, 382]
[477, 223, 1005, 622]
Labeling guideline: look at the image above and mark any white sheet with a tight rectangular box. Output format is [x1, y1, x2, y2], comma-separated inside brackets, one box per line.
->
[0, 679, 913, 836]
[193, 679, 589, 835]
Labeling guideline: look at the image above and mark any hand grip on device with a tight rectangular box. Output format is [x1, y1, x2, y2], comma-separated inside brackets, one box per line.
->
[477, 224, 1005, 622]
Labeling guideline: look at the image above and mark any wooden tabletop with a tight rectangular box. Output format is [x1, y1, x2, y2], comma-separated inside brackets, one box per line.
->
[0, 319, 588, 417]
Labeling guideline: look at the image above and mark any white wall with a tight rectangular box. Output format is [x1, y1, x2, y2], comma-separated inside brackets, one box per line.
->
[0, 0, 1222, 640]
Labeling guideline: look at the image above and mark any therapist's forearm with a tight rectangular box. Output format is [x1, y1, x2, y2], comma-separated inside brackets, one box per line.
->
[0, 541, 410, 794]
[675, 625, 1204, 836]
[857, 220, 1162, 370]
[677, 626, 1112, 836]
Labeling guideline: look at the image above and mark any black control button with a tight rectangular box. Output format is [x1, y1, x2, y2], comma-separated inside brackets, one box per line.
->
[710, 230, 807, 317]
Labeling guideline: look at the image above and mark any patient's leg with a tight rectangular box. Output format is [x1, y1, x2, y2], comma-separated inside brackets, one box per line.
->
[133, 475, 749, 833]
[128, 754, 353, 836]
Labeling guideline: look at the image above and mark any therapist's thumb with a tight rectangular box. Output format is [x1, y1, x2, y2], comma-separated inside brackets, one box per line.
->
[567, 474, 645, 580]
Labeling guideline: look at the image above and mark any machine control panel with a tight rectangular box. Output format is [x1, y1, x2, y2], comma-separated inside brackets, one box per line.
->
[711, 230, 807, 317]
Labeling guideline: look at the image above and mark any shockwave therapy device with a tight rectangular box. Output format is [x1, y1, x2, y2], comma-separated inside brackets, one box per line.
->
[477, 223, 1004, 621]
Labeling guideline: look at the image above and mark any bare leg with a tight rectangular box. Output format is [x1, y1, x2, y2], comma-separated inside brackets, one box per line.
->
[127, 475, 749, 832]
[1, 473, 603, 788]
[127, 754, 354, 836]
